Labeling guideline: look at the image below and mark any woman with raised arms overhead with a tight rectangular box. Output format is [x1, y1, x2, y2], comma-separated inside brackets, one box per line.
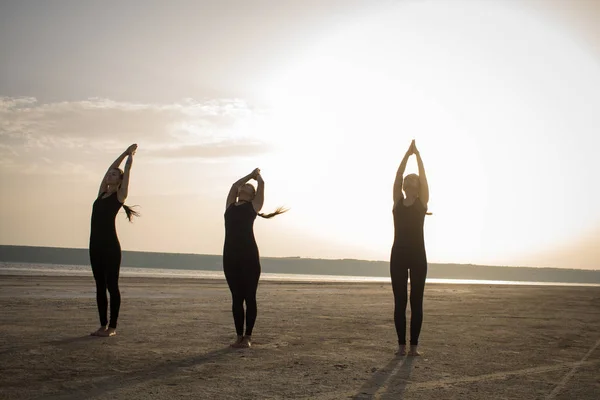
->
[391, 140, 430, 356]
[89, 144, 139, 337]
[223, 168, 287, 348]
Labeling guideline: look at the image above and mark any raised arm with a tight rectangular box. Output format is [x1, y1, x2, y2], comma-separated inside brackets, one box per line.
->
[226, 168, 260, 209]
[413, 142, 429, 208]
[97, 144, 137, 198]
[393, 140, 414, 207]
[252, 173, 265, 213]
[117, 153, 134, 204]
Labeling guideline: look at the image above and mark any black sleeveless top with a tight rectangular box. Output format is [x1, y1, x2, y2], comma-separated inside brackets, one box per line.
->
[90, 192, 123, 246]
[392, 196, 426, 253]
[224, 202, 258, 256]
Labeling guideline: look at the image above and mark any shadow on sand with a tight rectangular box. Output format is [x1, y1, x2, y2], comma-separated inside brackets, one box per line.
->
[46, 334, 97, 346]
[353, 355, 415, 400]
[36, 346, 233, 400]
[0, 335, 95, 357]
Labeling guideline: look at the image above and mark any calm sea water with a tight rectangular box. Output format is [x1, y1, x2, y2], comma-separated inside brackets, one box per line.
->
[1, 262, 599, 287]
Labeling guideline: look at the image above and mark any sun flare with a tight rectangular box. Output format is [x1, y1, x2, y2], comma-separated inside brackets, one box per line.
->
[252, 1, 600, 264]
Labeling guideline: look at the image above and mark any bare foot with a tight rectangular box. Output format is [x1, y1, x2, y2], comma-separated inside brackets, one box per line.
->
[407, 345, 421, 356]
[397, 345, 407, 356]
[230, 336, 244, 348]
[98, 328, 117, 337]
[90, 327, 107, 336]
[239, 336, 252, 348]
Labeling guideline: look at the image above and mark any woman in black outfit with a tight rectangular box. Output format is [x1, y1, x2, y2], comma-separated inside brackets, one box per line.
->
[391, 140, 430, 356]
[224, 168, 287, 348]
[89, 144, 139, 337]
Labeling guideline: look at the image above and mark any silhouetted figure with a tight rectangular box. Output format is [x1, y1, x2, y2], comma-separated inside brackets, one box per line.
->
[89, 144, 139, 337]
[391, 140, 430, 356]
[223, 168, 287, 348]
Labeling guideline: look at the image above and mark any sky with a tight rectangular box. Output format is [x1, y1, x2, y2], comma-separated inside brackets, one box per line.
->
[0, 0, 599, 269]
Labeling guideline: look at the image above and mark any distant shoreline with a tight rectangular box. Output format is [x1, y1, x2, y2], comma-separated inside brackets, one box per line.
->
[4, 243, 596, 270]
[1, 244, 599, 285]
[2, 262, 600, 288]
[2, 267, 600, 287]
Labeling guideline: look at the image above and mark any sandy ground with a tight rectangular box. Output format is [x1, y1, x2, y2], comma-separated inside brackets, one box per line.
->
[0, 275, 599, 400]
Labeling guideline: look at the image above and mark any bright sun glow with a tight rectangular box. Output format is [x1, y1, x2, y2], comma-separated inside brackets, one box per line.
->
[251, 1, 600, 265]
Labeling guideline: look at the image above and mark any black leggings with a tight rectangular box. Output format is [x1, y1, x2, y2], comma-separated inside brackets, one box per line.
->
[224, 269, 260, 337]
[90, 244, 121, 329]
[391, 251, 427, 346]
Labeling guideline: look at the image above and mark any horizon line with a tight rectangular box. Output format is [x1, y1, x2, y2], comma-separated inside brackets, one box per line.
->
[1, 244, 598, 272]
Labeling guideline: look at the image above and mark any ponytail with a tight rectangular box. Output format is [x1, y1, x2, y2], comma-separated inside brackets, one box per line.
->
[123, 204, 140, 222]
[258, 206, 289, 219]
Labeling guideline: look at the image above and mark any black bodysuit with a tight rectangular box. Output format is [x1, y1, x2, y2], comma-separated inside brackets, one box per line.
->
[223, 201, 261, 337]
[89, 192, 123, 329]
[390, 195, 427, 346]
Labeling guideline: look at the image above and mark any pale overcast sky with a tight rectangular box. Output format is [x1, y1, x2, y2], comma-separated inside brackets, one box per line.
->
[1, 0, 599, 269]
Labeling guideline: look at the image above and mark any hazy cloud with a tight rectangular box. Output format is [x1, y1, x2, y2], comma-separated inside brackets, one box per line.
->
[0, 96, 268, 172]
[150, 141, 270, 159]
[18, 161, 96, 178]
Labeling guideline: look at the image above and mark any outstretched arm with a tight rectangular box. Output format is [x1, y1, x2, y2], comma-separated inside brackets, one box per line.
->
[117, 153, 134, 203]
[226, 168, 260, 209]
[97, 144, 137, 198]
[393, 140, 414, 207]
[413, 142, 429, 208]
[252, 173, 264, 213]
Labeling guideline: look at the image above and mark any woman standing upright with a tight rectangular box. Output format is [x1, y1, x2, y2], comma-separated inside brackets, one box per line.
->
[89, 144, 139, 337]
[223, 168, 287, 348]
[391, 140, 430, 356]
